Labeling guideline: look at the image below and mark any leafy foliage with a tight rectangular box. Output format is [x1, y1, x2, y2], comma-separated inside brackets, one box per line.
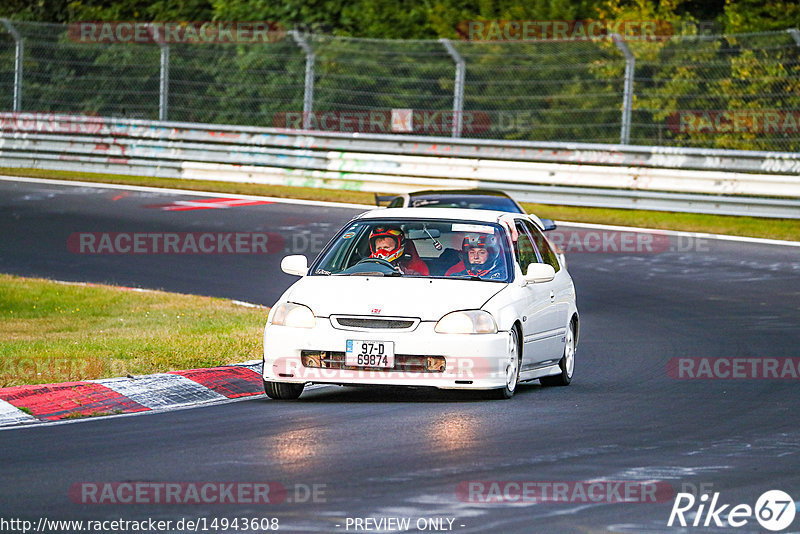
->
[0, 2, 798, 149]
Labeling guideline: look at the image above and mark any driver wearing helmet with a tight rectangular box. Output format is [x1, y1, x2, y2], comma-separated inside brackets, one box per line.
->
[447, 233, 505, 279]
[369, 226, 429, 275]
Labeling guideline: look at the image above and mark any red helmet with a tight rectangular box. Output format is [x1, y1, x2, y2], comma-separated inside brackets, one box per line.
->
[369, 226, 405, 263]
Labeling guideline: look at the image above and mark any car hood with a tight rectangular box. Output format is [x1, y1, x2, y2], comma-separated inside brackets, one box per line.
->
[283, 276, 505, 321]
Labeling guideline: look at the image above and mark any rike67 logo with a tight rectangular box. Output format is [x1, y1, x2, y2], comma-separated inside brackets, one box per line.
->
[668, 490, 796, 531]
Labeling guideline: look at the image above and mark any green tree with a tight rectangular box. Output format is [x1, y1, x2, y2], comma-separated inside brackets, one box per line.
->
[722, 0, 800, 33]
[67, 0, 214, 21]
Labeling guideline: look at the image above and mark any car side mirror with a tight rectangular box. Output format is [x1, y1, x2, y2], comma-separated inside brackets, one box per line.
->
[524, 263, 556, 283]
[281, 255, 308, 276]
[540, 218, 557, 231]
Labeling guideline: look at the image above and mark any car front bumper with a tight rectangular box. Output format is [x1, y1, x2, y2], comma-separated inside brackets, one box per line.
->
[263, 320, 512, 390]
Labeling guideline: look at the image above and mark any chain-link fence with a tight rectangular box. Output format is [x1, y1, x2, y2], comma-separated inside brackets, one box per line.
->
[1, 20, 799, 151]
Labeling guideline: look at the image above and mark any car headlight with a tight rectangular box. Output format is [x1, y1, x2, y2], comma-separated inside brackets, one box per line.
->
[435, 310, 497, 334]
[271, 302, 316, 328]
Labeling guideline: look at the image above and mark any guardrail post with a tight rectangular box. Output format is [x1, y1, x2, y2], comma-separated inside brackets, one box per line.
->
[612, 34, 635, 145]
[1, 19, 24, 112]
[788, 29, 800, 46]
[440, 38, 465, 138]
[290, 30, 315, 129]
[158, 44, 170, 121]
[146, 24, 170, 121]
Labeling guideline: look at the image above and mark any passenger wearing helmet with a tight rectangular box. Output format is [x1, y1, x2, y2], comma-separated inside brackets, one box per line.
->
[447, 233, 505, 279]
[368, 226, 429, 275]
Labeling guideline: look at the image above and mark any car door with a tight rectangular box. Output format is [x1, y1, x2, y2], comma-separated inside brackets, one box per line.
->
[523, 219, 571, 361]
[514, 220, 563, 368]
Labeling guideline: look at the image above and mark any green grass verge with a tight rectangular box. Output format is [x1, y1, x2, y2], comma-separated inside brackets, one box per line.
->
[1, 166, 798, 241]
[0, 273, 267, 387]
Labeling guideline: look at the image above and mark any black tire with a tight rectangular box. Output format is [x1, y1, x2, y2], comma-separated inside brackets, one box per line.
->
[264, 380, 305, 400]
[491, 327, 521, 399]
[540, 323, 575, 387]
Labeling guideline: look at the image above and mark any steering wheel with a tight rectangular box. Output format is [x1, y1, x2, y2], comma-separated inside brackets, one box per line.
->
[356, 257, 396, 270]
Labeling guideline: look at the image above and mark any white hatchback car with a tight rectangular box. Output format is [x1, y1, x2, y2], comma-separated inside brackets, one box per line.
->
[263, 208, 578, 400]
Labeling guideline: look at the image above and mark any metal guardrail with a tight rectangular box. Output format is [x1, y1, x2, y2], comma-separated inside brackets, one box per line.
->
[3, 22, 800, 152]
[0, 114, 799, 218]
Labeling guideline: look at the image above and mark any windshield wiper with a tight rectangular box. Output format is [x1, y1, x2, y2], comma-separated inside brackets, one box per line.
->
[334, 269, 403, 277]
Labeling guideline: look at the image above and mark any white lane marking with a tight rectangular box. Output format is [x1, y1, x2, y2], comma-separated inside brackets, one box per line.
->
[50, 280, 267, 307]
[0, 398, 38, 426]
[0, 393, 262, 431]
[557, 221, 800, 247]
[0, 175, 372, 210]
[231, 300, 268, 309]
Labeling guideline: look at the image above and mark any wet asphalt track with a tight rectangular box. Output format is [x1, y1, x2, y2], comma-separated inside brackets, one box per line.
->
[1, 178, 799, 533]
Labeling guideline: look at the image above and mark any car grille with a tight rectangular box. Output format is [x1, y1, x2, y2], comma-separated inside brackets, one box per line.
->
[330, 315, 419, 332]
[301, 351, 445, 373]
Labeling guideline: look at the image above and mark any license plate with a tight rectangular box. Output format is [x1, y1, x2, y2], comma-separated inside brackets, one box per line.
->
[345, 340, 395, 368]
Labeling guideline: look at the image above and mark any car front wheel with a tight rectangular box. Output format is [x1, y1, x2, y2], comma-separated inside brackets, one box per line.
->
[264, 380, 305, 400]
[492, 328, 521, 399]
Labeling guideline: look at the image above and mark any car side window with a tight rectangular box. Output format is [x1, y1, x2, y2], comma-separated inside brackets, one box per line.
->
[524, 220, 561, 273]
[388, 197, 404, 208]
[514, 221, 540, 273]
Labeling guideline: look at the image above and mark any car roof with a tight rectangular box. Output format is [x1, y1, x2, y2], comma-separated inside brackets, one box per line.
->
[357, 207, 527, 222]
[408, 188, 513, 198]
[360, 206, 547, 230]
[403, 188, 526, 213]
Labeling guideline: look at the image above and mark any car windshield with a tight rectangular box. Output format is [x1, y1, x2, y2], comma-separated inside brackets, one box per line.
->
[311, 219, 514, 282]
[408, 194, 523, 213]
